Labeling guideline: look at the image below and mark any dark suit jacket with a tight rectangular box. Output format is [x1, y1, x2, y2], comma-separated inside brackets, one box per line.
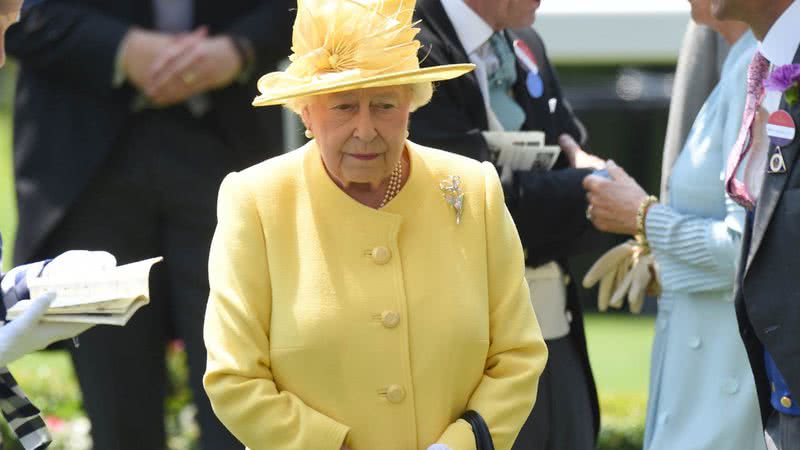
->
[735, 44, 800, 424]
[409, 0, 599, 438]
[7, 0, 294, 264]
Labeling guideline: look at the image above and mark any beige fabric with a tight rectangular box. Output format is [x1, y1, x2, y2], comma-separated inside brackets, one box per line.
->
[0, 0, 21, 15]
[661, 21, 731, 202]
[526, 262, 570, 340]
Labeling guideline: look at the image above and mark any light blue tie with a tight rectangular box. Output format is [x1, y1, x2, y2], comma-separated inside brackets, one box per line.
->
[487, 32, 525, 131]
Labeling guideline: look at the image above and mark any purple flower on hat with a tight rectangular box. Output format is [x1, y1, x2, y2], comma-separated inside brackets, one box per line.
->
[764, 64, 800, 105]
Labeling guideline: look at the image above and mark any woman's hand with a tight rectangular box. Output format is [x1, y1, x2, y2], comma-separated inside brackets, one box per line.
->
[582, 161, 648, 235]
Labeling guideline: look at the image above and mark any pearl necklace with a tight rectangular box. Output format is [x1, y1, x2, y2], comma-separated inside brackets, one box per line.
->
[379, 160, 403, 208]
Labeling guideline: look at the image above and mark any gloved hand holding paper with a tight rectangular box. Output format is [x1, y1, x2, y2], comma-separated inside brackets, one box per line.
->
[0, 292, 93, 366]
[7, 256, 163, 326]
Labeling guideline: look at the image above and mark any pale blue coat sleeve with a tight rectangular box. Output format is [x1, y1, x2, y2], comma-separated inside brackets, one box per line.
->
[643, 43, 751, 294]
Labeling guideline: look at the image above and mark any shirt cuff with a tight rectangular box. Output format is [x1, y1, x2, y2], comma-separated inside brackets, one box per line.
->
[113, 30, 134, 88]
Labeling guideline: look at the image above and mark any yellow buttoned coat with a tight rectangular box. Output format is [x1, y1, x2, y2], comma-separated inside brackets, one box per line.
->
[203, 141, 547, 450]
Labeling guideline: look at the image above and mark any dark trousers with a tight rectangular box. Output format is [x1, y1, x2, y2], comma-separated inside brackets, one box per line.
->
[766, 411, 800, 450]
[512, 335, 595, 450]
[36, 110, 242, 450]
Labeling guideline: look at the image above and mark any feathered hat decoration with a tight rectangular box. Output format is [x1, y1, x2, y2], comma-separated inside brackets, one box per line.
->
[252, 0, 474, 107]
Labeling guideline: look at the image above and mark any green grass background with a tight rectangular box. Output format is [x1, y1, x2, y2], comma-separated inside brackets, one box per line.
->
[1, 110, 16, 270]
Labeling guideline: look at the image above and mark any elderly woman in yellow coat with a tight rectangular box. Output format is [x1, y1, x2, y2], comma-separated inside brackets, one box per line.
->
[202, 1, 548, 449]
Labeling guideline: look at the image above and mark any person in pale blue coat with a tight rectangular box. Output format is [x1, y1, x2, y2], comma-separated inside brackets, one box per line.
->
[581, 0, 767, 448]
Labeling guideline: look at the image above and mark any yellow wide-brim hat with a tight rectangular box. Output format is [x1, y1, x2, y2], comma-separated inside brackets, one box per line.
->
[252, 0, 474, 107]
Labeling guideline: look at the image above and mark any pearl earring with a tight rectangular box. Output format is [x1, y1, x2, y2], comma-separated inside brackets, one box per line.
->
[305, 129, 314, 139]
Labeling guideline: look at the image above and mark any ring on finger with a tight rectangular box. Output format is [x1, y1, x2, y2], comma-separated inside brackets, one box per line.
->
[585, 204, 593, 221]
[182, 71, 197, 85]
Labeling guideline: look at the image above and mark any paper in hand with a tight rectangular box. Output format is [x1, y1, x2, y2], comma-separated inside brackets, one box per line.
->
[484, 130, 559, 176]
[529, 145, 561, 171]
[7, 257, 163, 326]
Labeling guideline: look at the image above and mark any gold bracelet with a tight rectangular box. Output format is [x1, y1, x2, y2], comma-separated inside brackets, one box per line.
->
[635, 195, 659, 243]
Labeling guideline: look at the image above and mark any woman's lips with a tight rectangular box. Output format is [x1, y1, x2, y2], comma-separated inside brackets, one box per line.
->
[348, 153, 380, 161]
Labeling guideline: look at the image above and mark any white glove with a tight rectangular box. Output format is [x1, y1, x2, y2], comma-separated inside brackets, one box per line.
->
[583, 241, 661, 314]
[42, 250, 117, 278]
[627, 252, 659, 314]
[0, 292, 93, 366]
[583, 241, 635, 311]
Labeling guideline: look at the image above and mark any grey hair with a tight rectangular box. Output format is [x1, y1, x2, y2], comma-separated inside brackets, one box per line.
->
[285, 82, 434, 116]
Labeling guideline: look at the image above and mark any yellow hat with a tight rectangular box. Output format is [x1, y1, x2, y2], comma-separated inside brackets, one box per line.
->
[252, 0, 474, 107]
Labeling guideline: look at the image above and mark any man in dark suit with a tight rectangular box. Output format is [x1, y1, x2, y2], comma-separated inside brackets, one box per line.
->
[410, 1, 607, 448]
[713, 0, 800, 448]
[7, 1, 294, 448]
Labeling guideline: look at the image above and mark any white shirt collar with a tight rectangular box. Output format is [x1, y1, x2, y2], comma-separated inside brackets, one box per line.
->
[759, 0, 800, 66]
[440, 0, 495, 55]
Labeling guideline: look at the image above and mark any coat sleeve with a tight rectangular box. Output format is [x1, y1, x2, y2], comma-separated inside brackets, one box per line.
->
[643, 61, 748, 294]
[203, 174, 350, 450]
[6, 3, 130, 94]
[436, 162, 548, 450]
[223, 0, 295, 77]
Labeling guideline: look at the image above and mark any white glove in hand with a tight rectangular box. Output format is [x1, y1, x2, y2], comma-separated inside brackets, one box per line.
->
[0, 293, 93, 366]
[627, 252, 659, 314]
[583, 241, 661, 313]
[583, 241, 634, 311]
[42, 250, 117, 278]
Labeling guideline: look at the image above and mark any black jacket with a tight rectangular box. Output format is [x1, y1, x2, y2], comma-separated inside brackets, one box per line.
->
[735, 43, 800, 425]
[7, 0, 295, 264]
[410, 0, 600, 439]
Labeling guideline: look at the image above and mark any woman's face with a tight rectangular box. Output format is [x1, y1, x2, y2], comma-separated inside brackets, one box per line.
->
[302, 86, 412, 189]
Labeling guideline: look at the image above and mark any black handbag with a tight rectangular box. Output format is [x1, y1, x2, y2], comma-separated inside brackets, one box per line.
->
[460, 410, 495, 450]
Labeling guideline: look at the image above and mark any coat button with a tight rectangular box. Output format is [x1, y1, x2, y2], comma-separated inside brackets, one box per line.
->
[381, 311, 401, 328]
[781, 396, 793, 409]
[688, 337, 702, 349]
[386, 385, 406, 403]
[371, 247, 392, 265]
[723, 378, 740, 395]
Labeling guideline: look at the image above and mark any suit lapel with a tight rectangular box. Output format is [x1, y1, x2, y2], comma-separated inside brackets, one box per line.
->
[416, 0, 486, 127]
[506, 30, 553, 134]
[746, 45, 800, 274]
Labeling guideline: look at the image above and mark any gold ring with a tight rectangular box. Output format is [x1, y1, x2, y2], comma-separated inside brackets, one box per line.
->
[182, 71, 197, 85]
[585, 204, 593, 221]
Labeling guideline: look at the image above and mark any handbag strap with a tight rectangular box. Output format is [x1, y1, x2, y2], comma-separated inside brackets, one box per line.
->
[460, 410, 495, 450]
